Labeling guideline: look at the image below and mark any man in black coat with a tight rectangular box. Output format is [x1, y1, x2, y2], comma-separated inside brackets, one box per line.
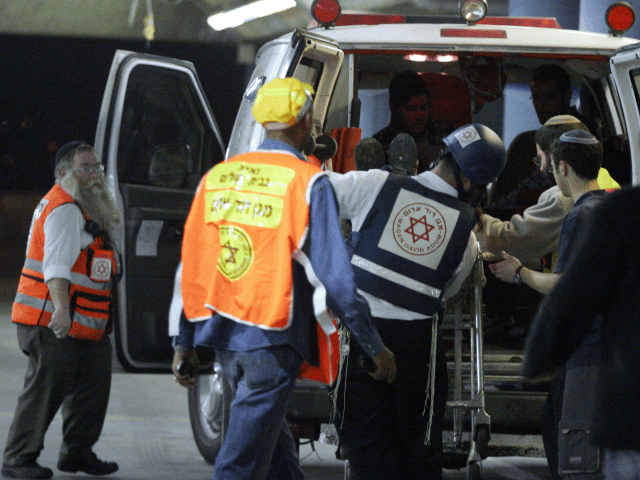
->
[521, 185, 640, 479]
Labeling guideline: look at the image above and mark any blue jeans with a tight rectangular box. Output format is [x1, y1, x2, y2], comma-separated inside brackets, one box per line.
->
[604, 449, 640, 480]
[213, 346, 304, 480]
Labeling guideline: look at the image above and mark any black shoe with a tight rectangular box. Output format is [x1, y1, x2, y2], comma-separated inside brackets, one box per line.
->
[57, 451, 118, 476]
[1, 461, 53, 479]
[388, 133, 417, 175]
[354, 137, 386, 171]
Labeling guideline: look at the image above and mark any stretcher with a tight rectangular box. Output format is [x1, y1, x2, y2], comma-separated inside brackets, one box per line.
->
[442, 243, 491, 480]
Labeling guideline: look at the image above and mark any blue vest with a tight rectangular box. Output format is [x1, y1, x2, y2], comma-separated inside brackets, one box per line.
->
[349, 175, 475, 316]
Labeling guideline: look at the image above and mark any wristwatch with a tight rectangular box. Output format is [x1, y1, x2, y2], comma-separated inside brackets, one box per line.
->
[513, 265, 524, 285]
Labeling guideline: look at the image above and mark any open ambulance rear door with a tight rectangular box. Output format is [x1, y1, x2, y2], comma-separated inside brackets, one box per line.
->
[610, 42, 640, 184]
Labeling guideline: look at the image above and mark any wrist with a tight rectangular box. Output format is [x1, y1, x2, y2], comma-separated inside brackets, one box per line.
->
[513, 265, 524, 285]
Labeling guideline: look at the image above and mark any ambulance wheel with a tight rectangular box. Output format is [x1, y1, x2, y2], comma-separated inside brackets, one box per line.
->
[188, 361, 233, 464]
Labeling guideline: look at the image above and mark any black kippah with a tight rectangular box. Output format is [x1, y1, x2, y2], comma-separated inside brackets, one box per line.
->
[55, 141, 86, 165]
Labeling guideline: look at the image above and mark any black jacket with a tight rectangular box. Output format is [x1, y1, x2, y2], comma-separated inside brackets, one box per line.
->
[521, 186, 640, 449]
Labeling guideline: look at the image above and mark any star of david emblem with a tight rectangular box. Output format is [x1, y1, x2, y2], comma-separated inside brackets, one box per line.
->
[222, 240, 238, 264]
[461, 129, 476, 141]
[404, 215, 435, 243]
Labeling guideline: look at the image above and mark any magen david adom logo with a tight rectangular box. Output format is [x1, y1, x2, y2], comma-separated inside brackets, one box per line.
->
[392, 202, 447, 256]
[217, 225, 254, 280]
[454, 125, 481, 147]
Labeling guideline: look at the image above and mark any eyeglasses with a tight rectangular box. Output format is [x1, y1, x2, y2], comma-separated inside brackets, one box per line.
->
[73, 164, 104, 174]
[533, 154, 557, 173]
[533, 155, 542, 167]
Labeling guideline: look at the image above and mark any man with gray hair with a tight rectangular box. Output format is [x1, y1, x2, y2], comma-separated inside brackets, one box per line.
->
[2, 141, 120, 479]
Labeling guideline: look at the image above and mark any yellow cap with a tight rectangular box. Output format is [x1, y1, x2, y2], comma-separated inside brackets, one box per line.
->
[544, 114, 581, 126]
[252, 77, 315, 130]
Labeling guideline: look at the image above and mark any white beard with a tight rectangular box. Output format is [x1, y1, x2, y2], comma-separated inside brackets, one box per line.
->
[60, 171, 121, 234]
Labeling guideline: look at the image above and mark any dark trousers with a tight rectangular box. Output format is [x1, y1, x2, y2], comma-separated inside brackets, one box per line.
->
[542, 367, 566, 480]
[3, 324, 112, 466]
[334, 317, 448, 480]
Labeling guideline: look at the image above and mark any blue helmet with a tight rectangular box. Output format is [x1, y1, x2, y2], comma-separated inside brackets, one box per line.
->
[442, 124, 506, 185]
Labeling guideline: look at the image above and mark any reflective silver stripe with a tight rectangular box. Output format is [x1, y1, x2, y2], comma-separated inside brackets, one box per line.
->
[24, 257, 43, 273]
[70, 271, 110, 291]
[24, 258, 109, 291]
[73, 312, 108, 331]
[14, 292, 54, 313]
[351, 254, 441, 299]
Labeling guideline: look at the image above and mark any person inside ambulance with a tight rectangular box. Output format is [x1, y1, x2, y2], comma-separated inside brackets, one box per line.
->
[2, 141, 120, 479]
[373, 70, 456, 173]
[490, 64, 596, 213]
[172, 77, 396, 480]
[327, 124, 506, 480]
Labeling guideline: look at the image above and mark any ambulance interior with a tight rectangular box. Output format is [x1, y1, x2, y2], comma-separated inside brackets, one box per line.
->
[320, 51, 631, 190]
[315, 50, 631, 407]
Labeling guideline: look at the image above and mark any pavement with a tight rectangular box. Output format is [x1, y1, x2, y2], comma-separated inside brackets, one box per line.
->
[0, 285, 553, 479]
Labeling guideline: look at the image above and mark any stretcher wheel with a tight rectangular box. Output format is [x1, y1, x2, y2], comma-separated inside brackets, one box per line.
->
[475, 425, 490, 459]
[467, 461, 482, 480]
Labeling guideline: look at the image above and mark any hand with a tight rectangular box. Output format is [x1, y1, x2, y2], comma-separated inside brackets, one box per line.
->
[172, 350, 200, 388]
[48, 308, 72, 339]
[488, 250, 522, 283]
[370, 346, 396, 384]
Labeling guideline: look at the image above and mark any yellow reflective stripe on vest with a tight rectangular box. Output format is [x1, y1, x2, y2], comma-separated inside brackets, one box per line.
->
[207, 162, 296, 196]
[205, 190, 284, 228]
[351, 254, 442, 299]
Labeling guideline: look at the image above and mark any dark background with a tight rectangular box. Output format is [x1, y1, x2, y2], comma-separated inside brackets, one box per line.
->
[0, 34, 245, 191]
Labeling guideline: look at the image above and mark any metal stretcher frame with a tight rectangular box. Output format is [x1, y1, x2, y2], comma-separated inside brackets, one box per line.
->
[443, 242, 491, 480]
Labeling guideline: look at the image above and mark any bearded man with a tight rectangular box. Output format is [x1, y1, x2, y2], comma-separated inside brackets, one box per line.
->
[2, 142, 120, 479]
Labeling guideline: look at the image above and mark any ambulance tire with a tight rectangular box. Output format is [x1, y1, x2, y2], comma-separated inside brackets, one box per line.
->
[188, 361, 233, 464]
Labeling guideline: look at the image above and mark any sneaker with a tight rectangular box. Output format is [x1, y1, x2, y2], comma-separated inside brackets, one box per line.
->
[1, 461, 53, 479]
[57, 451, 118, 476]
[354, 137, 386, 171]
[388, 133, 418, 175]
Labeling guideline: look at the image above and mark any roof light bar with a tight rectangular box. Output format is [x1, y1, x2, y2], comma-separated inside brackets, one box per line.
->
[208, 0, 296, 31]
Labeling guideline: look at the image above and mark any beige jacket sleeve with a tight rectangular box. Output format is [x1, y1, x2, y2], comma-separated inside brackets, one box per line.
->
[475, 186, 574, 264]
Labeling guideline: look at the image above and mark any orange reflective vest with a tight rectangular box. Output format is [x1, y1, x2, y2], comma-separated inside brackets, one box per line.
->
[182, 150, 339, 384]
[12, 184, 115, 341]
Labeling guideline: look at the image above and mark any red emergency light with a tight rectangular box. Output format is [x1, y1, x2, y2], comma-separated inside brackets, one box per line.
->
[606, 2, 636, 36]
[311, 0, 342, 27]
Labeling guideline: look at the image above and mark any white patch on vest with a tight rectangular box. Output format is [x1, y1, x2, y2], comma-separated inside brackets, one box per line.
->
[34, 198, 49, 220]
[454, 125, 481, 148]
[378, 188, 460, 269]
[90, 257, 112, 282]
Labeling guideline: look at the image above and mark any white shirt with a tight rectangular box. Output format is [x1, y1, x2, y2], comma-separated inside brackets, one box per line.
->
[327, 169, 477, 320]
[42, 203, 93, 282]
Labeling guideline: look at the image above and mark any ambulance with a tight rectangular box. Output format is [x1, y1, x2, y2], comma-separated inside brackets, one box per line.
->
[94, 0, 639, 466]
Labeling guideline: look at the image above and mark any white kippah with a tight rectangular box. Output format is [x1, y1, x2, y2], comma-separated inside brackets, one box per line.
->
[559, 129, 598, 145]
